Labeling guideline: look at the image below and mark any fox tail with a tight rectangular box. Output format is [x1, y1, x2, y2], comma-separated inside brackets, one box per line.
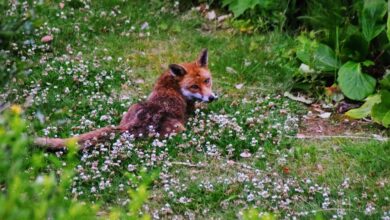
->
[34, 126, 124, 151]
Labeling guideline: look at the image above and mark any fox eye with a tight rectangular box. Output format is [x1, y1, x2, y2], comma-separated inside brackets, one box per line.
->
[204, 78, 210, 84]
[190, 85, 199, 90]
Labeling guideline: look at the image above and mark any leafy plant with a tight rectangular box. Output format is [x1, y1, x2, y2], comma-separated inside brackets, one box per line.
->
[0, 106, 98, 219]
[294, 0, 389, 126]
[388, 1, 390, 41]
[0, 106, 155, 219]
[360, 0, 387, 42]
[222, 0, 292, 31]
[371, 90, 390, 127]
[346, 89, 390, 128]
[337, 61, 376, 100]
[222, 0, 288, 18]
[296, 36, 340, 72]
[345, 94, 381, 118]
[222, 0, 263, 17]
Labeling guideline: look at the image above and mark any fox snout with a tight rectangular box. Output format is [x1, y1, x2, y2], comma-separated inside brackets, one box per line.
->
[206, 93, 218, 102]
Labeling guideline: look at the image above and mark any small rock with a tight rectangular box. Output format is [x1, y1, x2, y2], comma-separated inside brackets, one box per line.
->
[316, 164, 324, 172]
[235, 83, 244, 90]
[299, 63, 315, 74]
[206, 10, 216, 20]
[280, 109, 288, 114]
[319, 112, 331, 119]
[41, 35, 53, 43]
[217, 14, 231, 22]
[227, 160, 235, 165]
[141, 22, 149, 30]
[135, 78, 144, 84]
[240, 151, 251, 158]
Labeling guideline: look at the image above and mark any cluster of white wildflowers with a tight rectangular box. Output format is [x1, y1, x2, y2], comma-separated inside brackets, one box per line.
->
[71, 131, 172, 202]
[153, 153, 386, 219]
[109, 96, 385, 219]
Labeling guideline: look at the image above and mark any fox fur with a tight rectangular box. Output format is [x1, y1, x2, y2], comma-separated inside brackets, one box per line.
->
[34, 49, 217, 150]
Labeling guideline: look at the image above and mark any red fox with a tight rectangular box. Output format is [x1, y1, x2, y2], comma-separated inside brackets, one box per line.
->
[34, 49, 217, 150]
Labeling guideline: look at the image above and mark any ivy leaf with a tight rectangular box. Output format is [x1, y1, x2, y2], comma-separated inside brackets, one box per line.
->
[337, 61, 376, 101]
[372, 90, 390, 128]
[361, 0, 387, 42]
[345, 94, 381, 119]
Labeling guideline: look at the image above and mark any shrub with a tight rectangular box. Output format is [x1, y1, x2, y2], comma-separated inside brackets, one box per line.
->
[294, 0, 389, 127]
[0, 106, 154, 219]
[0, 106, 98, 219]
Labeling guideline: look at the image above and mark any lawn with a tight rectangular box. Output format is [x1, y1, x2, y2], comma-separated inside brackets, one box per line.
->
[1, 1, 389, 219]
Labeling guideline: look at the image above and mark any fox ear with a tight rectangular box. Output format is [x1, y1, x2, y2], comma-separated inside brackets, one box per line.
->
[196, 48, 208, 67]
[169, 64, 187, 77]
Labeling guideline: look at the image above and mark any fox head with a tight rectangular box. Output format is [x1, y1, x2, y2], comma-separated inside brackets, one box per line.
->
[169, 49, 217, 102]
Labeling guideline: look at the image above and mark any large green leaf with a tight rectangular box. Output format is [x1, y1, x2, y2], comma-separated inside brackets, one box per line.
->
[361, 0, 387, 42]
[337, 61, 376, 101]
[372, 90, 390, 128]
[345, 94, 381, 119]
[296, 37, 340, 72]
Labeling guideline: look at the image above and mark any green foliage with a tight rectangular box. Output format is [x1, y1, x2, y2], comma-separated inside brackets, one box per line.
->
[387, 1, 390, 41]
[222, 0, 286, 19]
[293, 0, 389, 123]
[371, 90, 390, 128]
[380, 73, 390, 90]
[222, 0, 262, 18]
[296, 36, 340, 72]
[127, 169, 159, 220]
[360, 0, 387, 42]
[242, 208, 275, 220]
[299, 0, 348, 30]
[0, 107, 155, 219]
[222, 0, 291, 31]
[345, 94, 381, 118]
[337, 61, 376, 101]
[0, 106, 98, 219]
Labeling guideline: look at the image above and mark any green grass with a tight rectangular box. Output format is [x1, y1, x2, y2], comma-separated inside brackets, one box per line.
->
[1, 1, 389, 219]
